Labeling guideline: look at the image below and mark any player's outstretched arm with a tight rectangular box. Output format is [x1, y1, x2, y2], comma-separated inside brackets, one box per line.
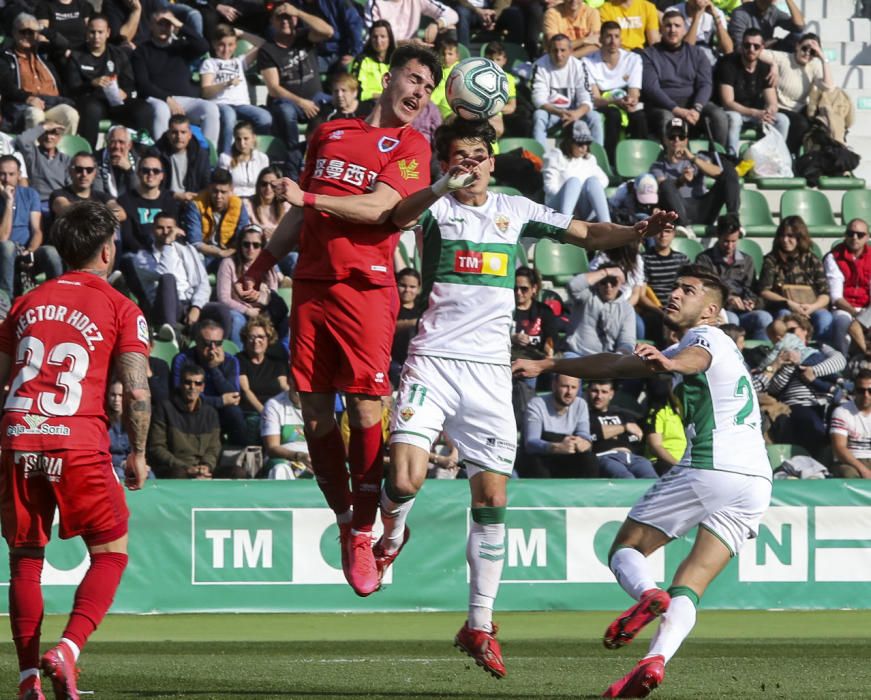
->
[513, 352, 655, 381]
[392, 160, 483, 229]
[635, 343, 711, 376]
[236, 206, 303, 300]
[563, 210, 678, 251]
[280, 176, 404, 226]
[116, 351, 152, 490]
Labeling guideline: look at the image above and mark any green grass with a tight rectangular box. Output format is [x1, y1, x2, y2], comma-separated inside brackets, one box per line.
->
[16, 611, 871, 698]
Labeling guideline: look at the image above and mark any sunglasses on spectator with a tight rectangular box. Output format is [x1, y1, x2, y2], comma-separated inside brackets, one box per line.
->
[73, 166, 95, 174]
[799, 46, 814, 54]
[140, 167, 162, 175]
[856, 387, 871, 394]
[666, 133, 686, 140]
[742, 42, 763, 50]
[847, 229, 868, 238]
[183, 379, 205, 386]
[514, 285, 531, 292]
[241, 241, 262, 249]
[198, 339, 222, 348]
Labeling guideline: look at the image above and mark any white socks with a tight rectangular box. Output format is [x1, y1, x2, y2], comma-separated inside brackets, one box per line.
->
[467, 521, 505, 632]
[60, 637, 80, 662]
[610, 547, 657, 600]
[647, 594, 697, 664]
[379, 490, 415, 554]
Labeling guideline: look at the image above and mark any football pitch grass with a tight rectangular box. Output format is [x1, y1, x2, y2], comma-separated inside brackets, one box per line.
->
[10, 610, 871, 698]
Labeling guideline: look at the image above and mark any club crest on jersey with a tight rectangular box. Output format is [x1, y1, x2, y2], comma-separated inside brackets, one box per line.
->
[398, 159, 419, 180]
[329, 130, 344, 140]
[400, 407, 415, 421]
[378, 136, 400, 152]
[494, 214, 510, 232]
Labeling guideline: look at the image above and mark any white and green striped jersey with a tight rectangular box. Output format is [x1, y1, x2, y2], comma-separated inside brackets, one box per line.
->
[408, 193, 571, 365]
[664, 325, 771, 480]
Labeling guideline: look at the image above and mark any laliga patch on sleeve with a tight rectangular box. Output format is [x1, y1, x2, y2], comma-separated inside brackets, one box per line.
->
[137, 315, 149, 346]
[687, 334, 711, 350]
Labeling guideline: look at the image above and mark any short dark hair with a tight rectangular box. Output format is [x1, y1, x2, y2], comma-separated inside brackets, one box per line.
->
[549, 33, 570, 48]
[742, 28, 764, 42]
[88, 12, 110, 26]
[856, 369, 871, 384]
[0, 154, 20, 170]
[484, 40, 506, 58]
[180, 362, 205, 380]
[588, 378, 615, 390]
[71, 151, 96, 166]
[154, 210, 176, 225]
[435, 33, 458, 52]
[210, 168, 233, 186]
[600, 21, 621, 34]
[51, 201, 118, 269]
[396, 267, 421, 283]
[662, 9, 683, 23]
[515, 265, 541, 287]
[676, 264, 730, 309]
[716, 213, 742, 236]
[213, 23, 235, 40]
[196, 318, 224, 338]
[168, 114, 190, 128]
[434, 118, 496, 162]
[389, 44, 442, 88]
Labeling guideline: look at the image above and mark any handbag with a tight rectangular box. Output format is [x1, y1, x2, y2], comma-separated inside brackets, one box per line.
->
[215, 446, 263, 479]
[781, 284, 816, 305]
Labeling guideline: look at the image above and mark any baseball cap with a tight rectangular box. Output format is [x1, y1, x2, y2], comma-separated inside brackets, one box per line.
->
[664, 117, 688, 139]
[572, 120, 593, 144]
[634, 173, 658, 205]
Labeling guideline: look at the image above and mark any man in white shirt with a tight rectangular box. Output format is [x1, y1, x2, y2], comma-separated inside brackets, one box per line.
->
[531, 33, 602, 151]
[261, 383, 312, 479]
[830, 369, 871, 478]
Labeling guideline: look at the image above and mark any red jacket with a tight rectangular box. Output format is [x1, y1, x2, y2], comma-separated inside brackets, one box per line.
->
[831, 243, 871, 309]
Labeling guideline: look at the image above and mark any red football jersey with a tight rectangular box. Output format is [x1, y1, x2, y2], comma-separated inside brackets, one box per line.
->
[295, 118, 432, 286]
[0, 271, 149, 453]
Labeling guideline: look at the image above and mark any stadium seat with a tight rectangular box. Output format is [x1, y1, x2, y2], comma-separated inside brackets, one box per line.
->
[738, 188, 777, 237]
[811, 241, 823, 259]
[743, 339, 772, 349]
[233, 38, 253, 57]
[58, 134, 91, 156]
[842, 189, 871, 224]
[533, 237, 588, 285]
[615, 139, 661, 180]
[150, 339, 178, 365]
[497, 137, 544, 158]
[688, 139, 726, 155]
[780, 189, 843, 236]
[256, 135, 290, 162]
[736, 238, 764, 275]
[276, 286, 292, 309]
[670, 237, 704, 261]
[766, 443, 811, 471]
[819, 176, 866, 190]
[753, 176, 807, 190]
[208, 140, 218, 168]
[589, 141, 617, 184]
[488, 185, 522, 195]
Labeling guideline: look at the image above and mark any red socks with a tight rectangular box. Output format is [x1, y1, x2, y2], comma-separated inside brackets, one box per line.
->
[61, 552, 128, 651]
[307, 424, 352, 516]
[348, 423, 384, 532]
[9, 555, 44, 671]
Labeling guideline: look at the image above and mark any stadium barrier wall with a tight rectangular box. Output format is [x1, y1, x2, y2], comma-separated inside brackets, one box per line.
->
[1, 480, 870, 614]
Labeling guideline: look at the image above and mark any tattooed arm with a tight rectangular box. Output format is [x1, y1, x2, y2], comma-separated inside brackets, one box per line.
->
[115, 351, 152, 490]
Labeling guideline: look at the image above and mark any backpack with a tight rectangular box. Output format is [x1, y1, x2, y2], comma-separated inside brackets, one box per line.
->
[794, 119, 861, 187]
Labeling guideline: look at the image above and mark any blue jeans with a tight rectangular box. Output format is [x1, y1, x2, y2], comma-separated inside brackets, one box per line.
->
[229, 309, 247, 348]
[217, 103, 273, 155]
[532, 110, 603, 151]
[268, 93, 331, 171]
[0, 242, 63, 297]
[725, 110, 790, 158]
[725, 309, 774, 341]
[597, 451, 658, 479]
[831, 309, 854, 355]
[545, 176, 611, 223]
[775, 307, 833, 344]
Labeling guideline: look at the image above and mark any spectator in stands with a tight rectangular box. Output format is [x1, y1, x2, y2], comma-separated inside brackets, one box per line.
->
[308, 73, 375, 138]
[261, 379, 311, 479]
[824, 219, 871, 356]
[118, 154, 179, 254]
[0, 154, 62, 299]
[107, 380, 155, 481]
[587, 379, 657, 478]
[564, 266, 637, 357]
[598, 0, 660, 51]
[696, 212, 772, 340]
[200, 25, 272, 157]
[543, 0, 601, 58]
[390, 267, 421, 387]
[759, 215, 832, 341]
[216, 122, 270, 199]
[351, 19, 394, 102]
[522, 373, 600, 478]
[0, 14, 80, 134]
[238, 316, 289, 415]
[452, 0, 500, 49]
[243, 165, 291, 243]
[216, 223, 285, 347]
[155, 114, 212, 202]
[483, 42, 518, 134]
[651, 116, 739, 230]
[759, 33, 834, 157]
[531, 34, 603, 151]
[132, 9, 220, 146]
[608, 172, 659, 223]
[583, 21, 646, 165]
[716, 28, 790, 159]
[727, 0, 804, 53]
[148, 362, 221, 479]
[638, 224, 689, 344]
[364, 0, 458, 45]
[13, 122, 70, 208]
[590, 242, 645, 336]
[641, 10, 728, 148]
[830, 369, 871, 479]
[65, 16, 153, 149]
[102, 0, 204, 50]
[36, 0, 93, 52]
[643, 374, 686, 475]
[430, 35, 462, 120]
[512, 266, 558, 360]
[542, 120, 610, 223]
[171, 318, 247, 447]
[296, 0, 364, 74]
[50, 151, 127, 222]
[0, 134, 29, 182]
[668, 0, 732, 64]
[93, 126, 139, 200]
[183, 168, 248, 271]
[258, 3, 334, 179]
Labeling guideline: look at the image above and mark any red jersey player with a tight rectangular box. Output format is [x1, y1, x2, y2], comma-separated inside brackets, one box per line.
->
[240, 45, 450, 598]
[0, 201, 151, 700]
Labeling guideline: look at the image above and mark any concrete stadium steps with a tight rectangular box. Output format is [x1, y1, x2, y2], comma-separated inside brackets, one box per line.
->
[799, 0, 860, 19]
[805, 17, 871, 43]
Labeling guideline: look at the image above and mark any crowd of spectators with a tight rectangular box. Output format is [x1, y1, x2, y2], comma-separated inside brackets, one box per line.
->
[0, 0, 868, 481]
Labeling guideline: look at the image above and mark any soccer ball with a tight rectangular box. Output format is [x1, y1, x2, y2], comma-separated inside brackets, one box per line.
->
[445, 57, 509, 121]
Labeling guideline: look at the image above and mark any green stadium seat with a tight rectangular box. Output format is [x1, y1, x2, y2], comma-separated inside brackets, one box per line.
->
[753, 176, 807, 190]
[689, 139, 726, 155]
[780, 189, 842, 236]
[736, 238, 764, 275]
[256, 135, 290, 162]
[208, 140, 218, 168]
[819, 176, 866, 190]
[276, 286, 292, 309]
[589, 141, 617, 184]
[766, 443, 810, 471]
[497, 137, 544, 158]
[615, 139, 661, 180]
[150, 339, 178, 365]
[533, 237, 588, 286]
[811, 241, 823, 259]
[57, 134, 92, 157]
[842, 189, 871, 224]
[743, 339, 772, 350]
[457, 43, 471, 60]
[738, 188, 777, 237]
[233, 38, 254, 57]
[488, 185, 522, 195]
[670, 237, 704, 261]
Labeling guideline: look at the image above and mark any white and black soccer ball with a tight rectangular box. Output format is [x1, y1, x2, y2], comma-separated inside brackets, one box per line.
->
[445, 57, 509, 121]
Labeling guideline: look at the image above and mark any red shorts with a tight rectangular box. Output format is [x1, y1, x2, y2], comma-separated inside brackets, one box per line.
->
[0, 449, 129, 548]
[291, 278, 398, 396]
